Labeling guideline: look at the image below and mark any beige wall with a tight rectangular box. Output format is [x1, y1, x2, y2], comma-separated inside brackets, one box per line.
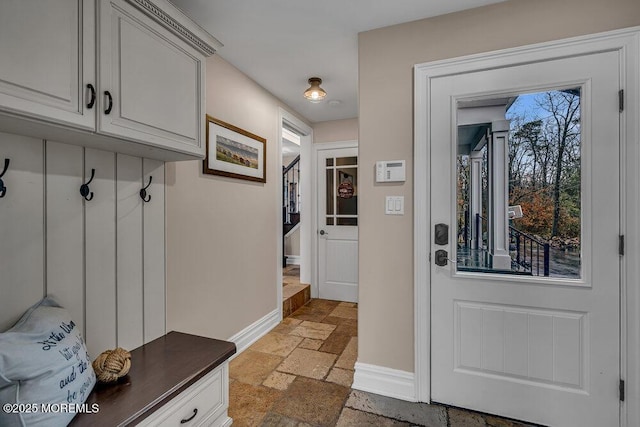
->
[166, 55, 308, 340]
[358, 0, 640, 372]
[313, 118, 358, 143]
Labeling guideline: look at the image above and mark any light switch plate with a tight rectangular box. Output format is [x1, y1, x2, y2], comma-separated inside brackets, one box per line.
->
[385, 196, 404, 215]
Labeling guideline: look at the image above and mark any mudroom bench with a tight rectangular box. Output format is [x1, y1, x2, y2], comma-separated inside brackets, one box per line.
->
[70, 332, 236, 427]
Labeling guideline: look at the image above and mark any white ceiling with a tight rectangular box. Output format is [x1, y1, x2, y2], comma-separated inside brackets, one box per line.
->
[171, 0, 506, 124]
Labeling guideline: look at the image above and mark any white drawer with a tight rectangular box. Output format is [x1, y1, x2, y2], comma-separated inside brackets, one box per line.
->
[136, 363, 229, 427]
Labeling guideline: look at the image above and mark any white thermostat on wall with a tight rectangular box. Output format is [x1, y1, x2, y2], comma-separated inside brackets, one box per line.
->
[376, 160, 406, 182]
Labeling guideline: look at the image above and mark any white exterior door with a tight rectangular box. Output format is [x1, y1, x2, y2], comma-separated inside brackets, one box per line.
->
[430, 52, 620, 426]
[317, 146, 358, 302]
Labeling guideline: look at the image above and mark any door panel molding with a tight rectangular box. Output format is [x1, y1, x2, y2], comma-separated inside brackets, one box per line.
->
[453, 300, 588, 391]
[414, 27, 640, 427]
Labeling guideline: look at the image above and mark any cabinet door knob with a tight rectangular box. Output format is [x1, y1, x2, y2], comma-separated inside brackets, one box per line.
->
[180, 408, 198, 424]
[86, 84, 96, 109]
[104, 91, 113, 115]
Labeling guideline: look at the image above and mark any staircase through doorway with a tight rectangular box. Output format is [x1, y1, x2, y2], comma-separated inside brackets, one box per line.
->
[283, 265, 310, 317]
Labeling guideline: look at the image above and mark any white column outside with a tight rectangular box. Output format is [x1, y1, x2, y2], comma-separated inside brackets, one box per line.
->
[469, 149, 483, 250]
[488, 119, 511, 270]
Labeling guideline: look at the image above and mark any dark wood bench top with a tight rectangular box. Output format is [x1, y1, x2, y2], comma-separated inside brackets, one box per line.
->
[70, 331, 236, 426]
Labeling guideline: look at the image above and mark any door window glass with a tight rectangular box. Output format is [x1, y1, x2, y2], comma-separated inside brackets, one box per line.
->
[336, 156, 357, 166]
[325, 156, 358, 226]
[456, 88, 582, 278]
[326, 169, 334, 215]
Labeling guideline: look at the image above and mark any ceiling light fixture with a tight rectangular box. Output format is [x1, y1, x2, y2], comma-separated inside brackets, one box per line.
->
[304, 77, 326, 103]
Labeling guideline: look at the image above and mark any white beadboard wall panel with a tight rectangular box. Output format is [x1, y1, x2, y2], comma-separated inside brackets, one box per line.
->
[45, 141, 85, 335]
[116, 154, 144, 350]
[0, 134, 165, 353]
[0, 133, 45, 331]
[142, 158, 165, 344]
[84, 148, 117, 358]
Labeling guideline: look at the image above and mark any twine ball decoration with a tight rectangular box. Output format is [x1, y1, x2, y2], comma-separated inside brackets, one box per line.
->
[92, 347, 131, 383]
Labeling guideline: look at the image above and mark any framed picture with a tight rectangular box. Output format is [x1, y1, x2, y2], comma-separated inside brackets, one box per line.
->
[203, 116, 267, 183]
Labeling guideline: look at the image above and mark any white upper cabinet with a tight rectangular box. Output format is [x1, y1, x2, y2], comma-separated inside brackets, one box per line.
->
[98, 0, 204, 154]
[0, 0, 95, 130]
[0, 0, 220, 161]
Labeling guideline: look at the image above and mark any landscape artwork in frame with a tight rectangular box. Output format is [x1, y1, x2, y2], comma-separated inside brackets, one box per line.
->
[204, 115, 266, 183]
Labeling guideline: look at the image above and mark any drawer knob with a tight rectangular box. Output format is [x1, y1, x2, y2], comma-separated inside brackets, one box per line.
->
[180, 408, 198, 424]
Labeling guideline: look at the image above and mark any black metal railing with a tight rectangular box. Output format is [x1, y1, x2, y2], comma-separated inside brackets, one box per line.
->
[473, 212, 483, 250]
[283, 155, 301, 228]
[474, 213, 549, 276]
[283, 155, 301, 267]
[509, 225, 550, 276]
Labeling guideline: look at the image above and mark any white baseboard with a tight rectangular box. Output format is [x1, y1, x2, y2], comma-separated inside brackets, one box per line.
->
[285, 255, 301, 265]
[353, 362, 417, 402]
[227, 308, 280, 357]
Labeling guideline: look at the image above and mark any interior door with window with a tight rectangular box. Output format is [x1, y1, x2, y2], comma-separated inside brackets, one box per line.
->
[430, 51, 620, 427]
[317, 147, 358, 302]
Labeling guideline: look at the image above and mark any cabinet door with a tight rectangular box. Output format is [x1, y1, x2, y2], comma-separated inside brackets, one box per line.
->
[98, 0, 205, 157]
[0, 0, 95, 130]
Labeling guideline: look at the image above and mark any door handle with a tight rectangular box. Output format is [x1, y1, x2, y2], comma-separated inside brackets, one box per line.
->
[319, 230, 328, 236]
[435, 250, 448, 267]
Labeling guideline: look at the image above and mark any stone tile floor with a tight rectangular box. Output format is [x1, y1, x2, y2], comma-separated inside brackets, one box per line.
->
[282, 265, 310, 317]
[282, 265, 301, 286]
[229, 299, 538, 427]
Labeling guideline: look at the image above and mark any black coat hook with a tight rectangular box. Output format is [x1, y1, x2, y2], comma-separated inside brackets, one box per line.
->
[80, 168, 95, 201]
[140, 176, 152, 202]
[0, 158, 10, 198]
